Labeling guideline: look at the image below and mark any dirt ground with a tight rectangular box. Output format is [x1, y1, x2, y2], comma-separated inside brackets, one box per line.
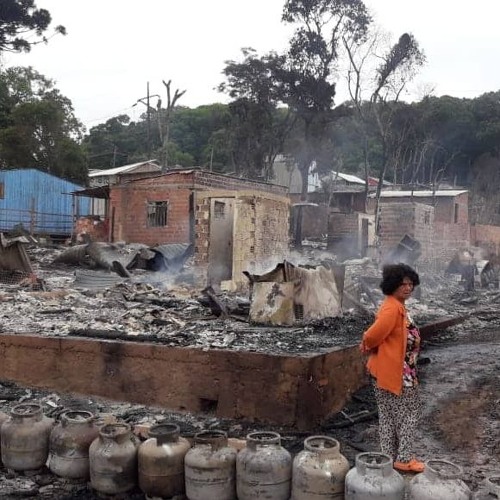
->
[0, 244, 498, 497]
[0, 322, 498, 498]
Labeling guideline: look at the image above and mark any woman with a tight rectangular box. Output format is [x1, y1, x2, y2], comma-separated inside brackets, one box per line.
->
[359, 263, 424, 473]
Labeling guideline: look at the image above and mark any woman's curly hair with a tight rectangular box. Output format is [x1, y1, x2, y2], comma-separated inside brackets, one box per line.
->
[380, 263, 420, 296]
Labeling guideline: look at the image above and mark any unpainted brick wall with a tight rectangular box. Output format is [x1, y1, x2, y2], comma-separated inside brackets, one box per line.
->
[375, 192, 469, 225]
[295, 205, 329, 240]
[433, 222, 470, 265]
[110, 170, 290, 284]
[378, 202, 471, 270]
[110, 170, 288, 248]
[471, 224, 500, 255]
[378, 203, 435, 264]
[110, 171, 195, 246]
[74, 216, 109, 242]
[195, 191, 289, 287]
[328, 212, 360, 254]
[412, 204, 435, 266]
[193, 170, 287, 196]
[328, 213, 359, 238]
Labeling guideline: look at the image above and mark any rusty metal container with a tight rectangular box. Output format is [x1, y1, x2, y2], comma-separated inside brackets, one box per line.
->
[1, 402, 54, 471]
[89, 422, 139, 495]
[237, 431, 292, 500]
[0, 410, 9, 458]
[0, 411, 8, 427]
[184, 430, 237, 500]
[345, 452, 405, 500]
[473, 475, 500, 499]
[292, 435, 350, 499]
[408, 459, 471, 500]
[48, 410, 99, 480]
[138, 423, 191, 498]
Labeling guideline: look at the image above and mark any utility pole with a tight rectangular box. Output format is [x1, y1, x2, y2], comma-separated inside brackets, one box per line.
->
[146, 82, 151, 158]
[133, 82, 160, 160]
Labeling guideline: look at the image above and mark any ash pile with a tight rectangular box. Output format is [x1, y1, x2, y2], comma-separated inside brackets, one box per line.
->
[1, 237, 500, 350]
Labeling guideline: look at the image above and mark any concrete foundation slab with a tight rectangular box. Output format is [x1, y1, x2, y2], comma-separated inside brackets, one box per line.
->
[0, 334, 366, 430]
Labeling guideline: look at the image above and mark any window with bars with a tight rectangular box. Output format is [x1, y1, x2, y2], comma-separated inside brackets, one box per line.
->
[147, 201, 168, 227]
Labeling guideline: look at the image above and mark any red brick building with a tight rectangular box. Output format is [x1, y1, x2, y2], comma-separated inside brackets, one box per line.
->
[109, 169, 290, 288]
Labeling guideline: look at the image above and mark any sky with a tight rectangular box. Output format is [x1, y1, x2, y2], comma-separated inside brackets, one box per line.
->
[4, 0, 500, 131]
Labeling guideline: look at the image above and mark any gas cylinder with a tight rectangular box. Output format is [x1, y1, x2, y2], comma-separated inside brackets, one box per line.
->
[345, 452, 405, 500]
[0, 410, 9, 457]
[184, 430, 237, 500]
[408, 459, 471, 500]
[473, 475, 500, 499]
[89, 422, 139, 495]
[138, 423, 191, 498]
[1, 402, 54, 471]
[237, 431, 292, 500]
[0, 411, 9, 427]
[292, 435, 350, 499]
[48, 410, 99, 480]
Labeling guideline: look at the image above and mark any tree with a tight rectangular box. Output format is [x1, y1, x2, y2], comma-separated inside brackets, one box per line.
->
[344, 30, 425, 230]
[83, 104, 233, 172]
[83, 114, 145, 169]
[219, 48, 294, 179]
[280, 0, 371, 197]
[169, 103, 231, 168]
[0, 0, 66, 53]
[158, 79, 186, 169]
[0, 66, 86, 182]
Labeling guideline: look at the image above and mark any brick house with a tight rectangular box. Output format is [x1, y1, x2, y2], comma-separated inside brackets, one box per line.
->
[371, 190, 470, 268]
[109, 169, 290, 288]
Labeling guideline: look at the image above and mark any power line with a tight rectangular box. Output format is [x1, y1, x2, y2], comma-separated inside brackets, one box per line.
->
[85, 106, 136, 125]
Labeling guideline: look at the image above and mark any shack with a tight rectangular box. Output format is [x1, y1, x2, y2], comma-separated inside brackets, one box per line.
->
[0, 169, 91, 237]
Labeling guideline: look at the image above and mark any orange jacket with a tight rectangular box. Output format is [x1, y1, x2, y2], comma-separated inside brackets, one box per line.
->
[362, 295, 407, 395]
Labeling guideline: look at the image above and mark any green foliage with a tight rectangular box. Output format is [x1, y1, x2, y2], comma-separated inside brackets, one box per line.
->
[0, 0, 66, 53]
[170, 104, 230, 166]
[83, 103, 232, 172]
[0, 66, 86, 183]
[83, 115, 149, 169]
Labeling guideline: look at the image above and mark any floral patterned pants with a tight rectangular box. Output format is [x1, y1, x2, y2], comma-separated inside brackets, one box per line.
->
[373, 385, 421, 463]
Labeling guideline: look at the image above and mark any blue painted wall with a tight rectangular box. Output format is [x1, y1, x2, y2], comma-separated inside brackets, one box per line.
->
[0, 169, 91, 234]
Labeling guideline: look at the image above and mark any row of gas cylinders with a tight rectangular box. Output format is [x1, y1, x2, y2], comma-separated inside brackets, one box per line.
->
[0, 403, 499, 499]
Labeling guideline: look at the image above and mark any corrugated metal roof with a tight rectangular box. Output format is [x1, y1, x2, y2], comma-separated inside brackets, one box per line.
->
[152, 243, 192, 262]
[89, 160, 160, 178]
[372, 190, 468, 198]
[329, 172, 366, 184]
[73, 269, 126, 290]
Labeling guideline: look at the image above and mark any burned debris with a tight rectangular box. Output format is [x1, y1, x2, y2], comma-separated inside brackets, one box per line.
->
[244, 261, 344, 325]
[0, 173, 499, 498]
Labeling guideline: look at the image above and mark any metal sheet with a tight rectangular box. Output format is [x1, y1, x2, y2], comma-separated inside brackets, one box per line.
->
[0, 169, 91, 234]
[73, 269, 126, 290]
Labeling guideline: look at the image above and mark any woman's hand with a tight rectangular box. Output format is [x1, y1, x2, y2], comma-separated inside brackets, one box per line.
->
[359, 340, 371, 354]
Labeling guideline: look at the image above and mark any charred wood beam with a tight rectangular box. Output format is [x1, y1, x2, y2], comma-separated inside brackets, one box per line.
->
[123, 294, 181, 308]
[39, 308, 73, 315]
[322, 409, 378, 429]
[200, 286, 228, 318]
[419, 314, 471, 340]
[112, 260, 131, 278]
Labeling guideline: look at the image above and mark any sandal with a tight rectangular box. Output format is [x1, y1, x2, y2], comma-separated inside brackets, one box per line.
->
[394, 458, 425, 473]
